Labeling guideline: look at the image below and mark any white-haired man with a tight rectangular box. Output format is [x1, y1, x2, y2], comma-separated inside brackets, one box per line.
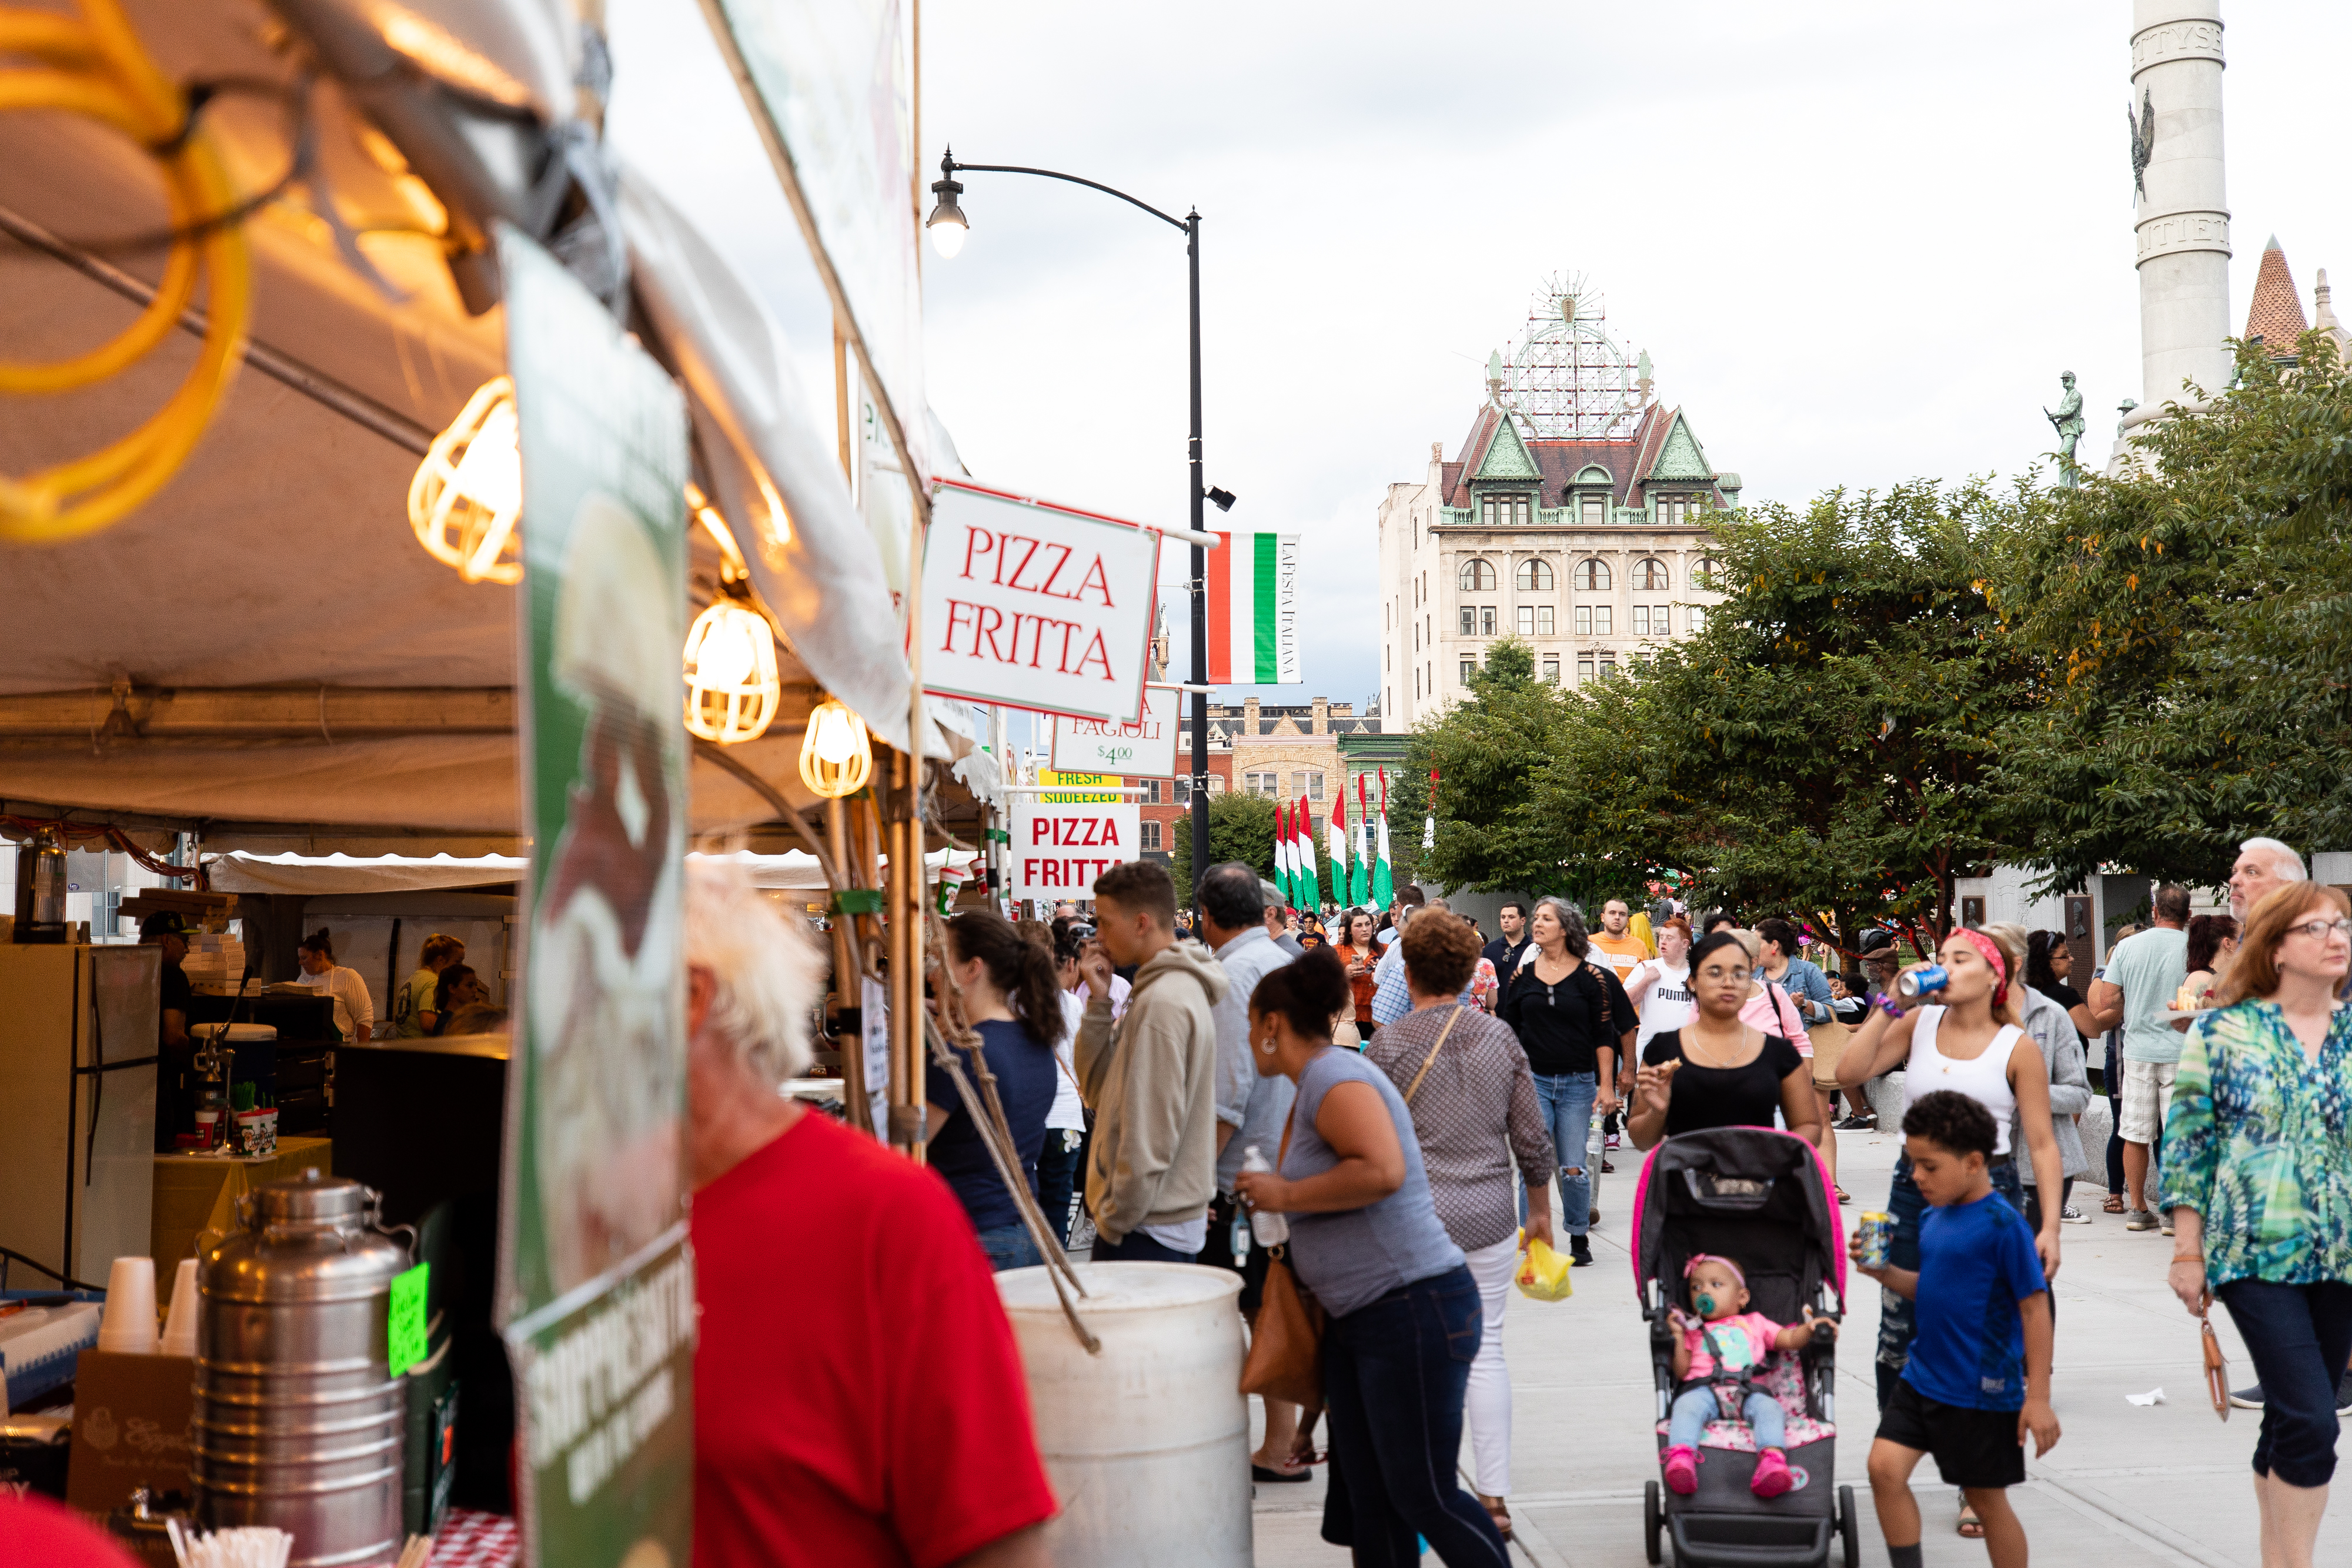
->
[685, 863, 1054, 1567]
[2229, 836, 2307, 923]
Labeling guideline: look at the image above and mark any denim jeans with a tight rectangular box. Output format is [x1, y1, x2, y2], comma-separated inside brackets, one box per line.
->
[1033, 1126, 1086, 1247]
[1320, 1265, 1511, 1566]
[974, 1223, 1043, 1273]
[1091, 1229, 1197, 1263]
[1668, 1385, 1786, 1452]
[2215, 1279, 2352, 1487]
[1529, 1072, 1599, 1238]
[1874, 1154, 2024, 1409]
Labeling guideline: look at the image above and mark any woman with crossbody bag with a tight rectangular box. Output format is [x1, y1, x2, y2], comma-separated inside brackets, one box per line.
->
[1235, 948, 1508, 1566]
[1367, 912, 1555, 1542]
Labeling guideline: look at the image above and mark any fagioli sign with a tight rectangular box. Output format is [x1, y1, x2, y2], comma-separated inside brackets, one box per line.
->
[922, 479, 1161, 724]
[1008, 801, 1141, 902]
[1053, 685, 1180, 778]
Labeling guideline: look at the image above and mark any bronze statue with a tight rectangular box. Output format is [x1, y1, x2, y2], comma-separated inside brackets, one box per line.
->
[2045, 372, 2086, 487]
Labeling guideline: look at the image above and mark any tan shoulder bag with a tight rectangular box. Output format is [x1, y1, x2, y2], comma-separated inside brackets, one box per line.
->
[1240, 1101, 1326, 1409]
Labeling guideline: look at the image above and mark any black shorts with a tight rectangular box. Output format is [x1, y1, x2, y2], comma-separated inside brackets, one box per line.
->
[1201, 1193, 1273, 1318]
[1875, 1379, 2025, 1489]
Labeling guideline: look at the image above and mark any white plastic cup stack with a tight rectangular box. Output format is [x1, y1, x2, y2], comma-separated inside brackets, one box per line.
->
[160, 1258, 201, 1358]
[98, 1256, 159, 1355]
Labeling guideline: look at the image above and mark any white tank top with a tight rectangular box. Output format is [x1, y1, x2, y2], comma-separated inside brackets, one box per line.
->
[1906, 1007, 2022, 1156]
[1635, 961, 1695, 1053]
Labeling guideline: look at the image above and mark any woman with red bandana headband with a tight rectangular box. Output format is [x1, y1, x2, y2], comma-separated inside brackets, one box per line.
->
[1835, 927, 2067, 1537]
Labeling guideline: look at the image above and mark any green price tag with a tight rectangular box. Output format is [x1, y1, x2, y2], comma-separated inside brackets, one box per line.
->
[388, 1262, 429, 1377]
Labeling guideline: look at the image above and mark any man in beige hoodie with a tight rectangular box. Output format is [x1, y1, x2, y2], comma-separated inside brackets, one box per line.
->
[1074, 860, 1228, 1261]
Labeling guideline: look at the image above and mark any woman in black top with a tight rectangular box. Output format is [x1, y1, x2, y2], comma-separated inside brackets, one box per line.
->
[1630, 931, 1821, 1149]
[1498, 898, 1616, 1265]
[2027, 930, 2100, 1045]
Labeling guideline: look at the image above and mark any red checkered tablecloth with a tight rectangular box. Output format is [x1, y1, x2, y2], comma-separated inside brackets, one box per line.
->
[427, 1509, 517, 1568]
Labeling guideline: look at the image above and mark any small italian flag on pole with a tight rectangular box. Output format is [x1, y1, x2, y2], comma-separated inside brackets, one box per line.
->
[1327, 785, 1351, 910]
[1351, 774, 1373, 906]
[1293, 794, 1321, 910]
[1273, 799, 1294, 907]
[1204, 531, 1302, 684]
[1372, 772, 1395, 909]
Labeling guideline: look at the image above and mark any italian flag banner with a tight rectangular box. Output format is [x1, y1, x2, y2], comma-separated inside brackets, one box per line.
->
[1205, 531, 1301, 684]
[1372, 772, 1394, 908]
[1351, 774, 1373, 906]
[1292, 794, 1321, 909]
[1327, 785, 1352, 908]
[1273, 800, 1294, 906]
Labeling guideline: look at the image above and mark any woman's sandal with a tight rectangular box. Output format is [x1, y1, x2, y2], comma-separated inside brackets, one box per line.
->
[1958, 1505, 1986, 1539]
[1476, 1493, 1514, 1541]
[2103, 1192, 2126, 1214]
[1834, 1185, 1853, 1205]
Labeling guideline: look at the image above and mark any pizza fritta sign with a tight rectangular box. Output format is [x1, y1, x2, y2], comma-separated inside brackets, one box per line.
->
[923, 478, 1161, 724]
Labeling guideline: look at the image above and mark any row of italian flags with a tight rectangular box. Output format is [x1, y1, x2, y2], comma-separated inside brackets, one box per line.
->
[1275, 773, 1396, 911]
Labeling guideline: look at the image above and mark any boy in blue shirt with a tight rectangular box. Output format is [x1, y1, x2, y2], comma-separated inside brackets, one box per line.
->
[1854, 1091, 2060, 1568]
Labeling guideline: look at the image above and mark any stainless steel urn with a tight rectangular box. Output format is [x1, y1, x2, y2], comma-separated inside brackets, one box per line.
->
[193, 1169, 410, 1567]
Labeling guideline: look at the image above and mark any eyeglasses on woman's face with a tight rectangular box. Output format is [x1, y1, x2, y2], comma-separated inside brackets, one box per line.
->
[2284, 916, 2352, 944]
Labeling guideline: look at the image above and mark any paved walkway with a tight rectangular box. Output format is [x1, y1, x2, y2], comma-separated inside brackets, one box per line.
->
[1250, 1122, 2351, 1566]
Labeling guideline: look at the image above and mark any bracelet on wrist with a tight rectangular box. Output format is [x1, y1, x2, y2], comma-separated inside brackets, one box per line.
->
[1870, 991, 1905, 1019]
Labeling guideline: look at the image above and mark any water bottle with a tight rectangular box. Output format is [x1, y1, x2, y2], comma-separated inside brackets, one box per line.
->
[1240, 1145, 1289, 1246]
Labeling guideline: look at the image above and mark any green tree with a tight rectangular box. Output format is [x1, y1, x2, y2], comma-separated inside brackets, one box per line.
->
[1990, 335, 2352, 889]
[1408, 636, 1586, 894]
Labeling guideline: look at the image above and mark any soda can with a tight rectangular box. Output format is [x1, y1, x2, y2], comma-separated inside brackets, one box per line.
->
[1857, 1211, 1895, 1271]
[1895, 964, 1949, 1000]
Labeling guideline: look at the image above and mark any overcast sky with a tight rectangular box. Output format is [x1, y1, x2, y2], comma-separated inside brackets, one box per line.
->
[609, 1, 2352, 736]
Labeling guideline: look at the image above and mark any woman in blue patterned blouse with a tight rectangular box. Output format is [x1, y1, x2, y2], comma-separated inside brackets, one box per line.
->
[2163, 880, 2352, 1568]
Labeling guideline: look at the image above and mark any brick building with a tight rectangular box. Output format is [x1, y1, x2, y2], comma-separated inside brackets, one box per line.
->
[1127, 697, 1381, 864]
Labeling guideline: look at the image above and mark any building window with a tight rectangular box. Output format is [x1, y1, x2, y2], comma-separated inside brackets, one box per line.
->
[1575, 604, 1591, 636]
[1246, 771, 1282, 797]
[1594, 605, 1613, 634]
[1635, 557, 1669, 590]
[1460, 659, 1476, 684]
[1576, 656, 1594, 683]
[1633, 606, 1650, 636]
[1141, 779, 1162, 804]
[1481, 606, 1496, 636]
[1575, 559, 1611, 591]
[1542, 656, 1561, 683]
[1415, 667, 1421, 697]
[1581, 497, 1605, 526]
[1515, 557, 1554, 592]
[1687, 604, 1707, 632]
[1458, 558, 1497, 591]
[1478, 494, 1531, 526]
[1693, 557, 1722, 589]
[1296, 770, 1324, 801]
[1459, 607, 1475, 636]
[1140, 820, 1162, 851]
[1175, 776, 1190, 804]
[1517, 604, 1553, 635]
[1210, 775, 1226, 794]
[1599, 654, 1618, 678]
[1655, 604, 1671, 633]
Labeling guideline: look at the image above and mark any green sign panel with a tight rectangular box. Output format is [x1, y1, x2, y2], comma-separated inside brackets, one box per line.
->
[495, 227, 694, 1568]
[387, 1263, 429, 1378]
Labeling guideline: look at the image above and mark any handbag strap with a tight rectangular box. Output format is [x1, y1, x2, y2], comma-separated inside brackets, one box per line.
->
[1401, 1007, 1466, 1105]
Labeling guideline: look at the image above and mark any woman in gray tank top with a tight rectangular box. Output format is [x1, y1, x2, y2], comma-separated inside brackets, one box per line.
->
[1235, 948, 1507, 1566]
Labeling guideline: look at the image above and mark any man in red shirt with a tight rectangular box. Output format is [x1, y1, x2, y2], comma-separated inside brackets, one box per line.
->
[686, 862, 1056, 1567]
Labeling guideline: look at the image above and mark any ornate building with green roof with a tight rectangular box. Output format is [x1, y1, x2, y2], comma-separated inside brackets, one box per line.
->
[1377, 281, 1738, 727]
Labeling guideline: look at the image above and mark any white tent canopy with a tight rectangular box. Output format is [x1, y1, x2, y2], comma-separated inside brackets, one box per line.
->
[0, 4, 954, 840]
[208, 847, 977, 897]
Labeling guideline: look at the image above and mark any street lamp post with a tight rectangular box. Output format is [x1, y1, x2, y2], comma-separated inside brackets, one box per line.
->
[927, 151, 1225, 901]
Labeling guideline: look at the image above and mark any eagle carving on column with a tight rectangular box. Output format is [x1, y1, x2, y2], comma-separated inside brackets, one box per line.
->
[2128, 88, 2155, 201]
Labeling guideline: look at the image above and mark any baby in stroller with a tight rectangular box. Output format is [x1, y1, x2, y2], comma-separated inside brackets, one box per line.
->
[1665, 1254, 1837, 1499]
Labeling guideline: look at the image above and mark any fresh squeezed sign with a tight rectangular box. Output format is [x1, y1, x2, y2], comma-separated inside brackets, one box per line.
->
[923, 479, 1159, 725]
[1010, 800, 1140, 901]
[497, 229, 693, 1568]
[1053, 684, 1180, 778]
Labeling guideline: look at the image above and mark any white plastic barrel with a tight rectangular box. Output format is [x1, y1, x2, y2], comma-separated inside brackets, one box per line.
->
[996, 1262, 1250, 1567]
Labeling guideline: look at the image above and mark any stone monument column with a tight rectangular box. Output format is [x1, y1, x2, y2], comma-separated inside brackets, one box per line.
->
[2132, 1, 2231, 407]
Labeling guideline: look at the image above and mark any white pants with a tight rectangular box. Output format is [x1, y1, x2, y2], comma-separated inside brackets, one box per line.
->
[1463, 1234, 1518, 1496]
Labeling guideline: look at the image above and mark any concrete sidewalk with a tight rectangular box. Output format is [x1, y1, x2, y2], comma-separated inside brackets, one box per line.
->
[1251, 1122, 2351, 1566]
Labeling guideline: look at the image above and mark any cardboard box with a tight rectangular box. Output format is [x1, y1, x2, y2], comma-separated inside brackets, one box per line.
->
[66, 1350, 195, 1512]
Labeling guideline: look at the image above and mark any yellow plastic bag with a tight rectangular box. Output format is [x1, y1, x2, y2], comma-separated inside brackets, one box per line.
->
[1516, 1237, 1573, 1302]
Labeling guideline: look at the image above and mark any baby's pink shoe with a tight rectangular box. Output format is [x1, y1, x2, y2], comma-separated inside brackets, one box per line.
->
[1750, 1449, 1793, 1499]
[1663, 1445, 1699, 1495]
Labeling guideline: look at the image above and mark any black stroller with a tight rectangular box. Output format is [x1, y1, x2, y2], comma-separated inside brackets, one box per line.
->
[1632, 1127, 1858, 1568]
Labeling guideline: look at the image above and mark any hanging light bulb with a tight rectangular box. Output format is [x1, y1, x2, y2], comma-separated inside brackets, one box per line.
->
[409, 376, 523, 584]
[683, 589, 781, 744]
[799, 697, 873, 798]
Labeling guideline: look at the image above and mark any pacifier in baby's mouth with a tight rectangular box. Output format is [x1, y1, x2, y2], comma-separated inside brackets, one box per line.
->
[1693, 1292, 1719, 1317]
